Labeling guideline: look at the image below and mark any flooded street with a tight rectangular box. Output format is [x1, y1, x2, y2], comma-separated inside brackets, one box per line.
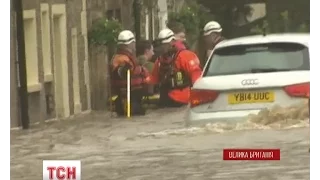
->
[11, 104, 310, 180]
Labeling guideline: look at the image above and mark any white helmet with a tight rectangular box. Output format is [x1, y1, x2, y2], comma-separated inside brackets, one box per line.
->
[117, 30, 136, 45]
[158, 28, 175, 43]
[203, 21, 222, 36]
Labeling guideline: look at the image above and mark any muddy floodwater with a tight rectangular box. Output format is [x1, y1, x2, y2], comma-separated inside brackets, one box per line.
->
[11, 103, 310, 180]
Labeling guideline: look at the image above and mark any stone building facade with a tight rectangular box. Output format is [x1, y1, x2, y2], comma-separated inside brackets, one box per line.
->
[139, 0, 168, 40]
[11, 0, 92, 127]
[10, 0, 169, 127]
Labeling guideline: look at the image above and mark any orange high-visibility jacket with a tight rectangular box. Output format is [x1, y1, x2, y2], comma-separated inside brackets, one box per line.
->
[150, 42, 202, 104]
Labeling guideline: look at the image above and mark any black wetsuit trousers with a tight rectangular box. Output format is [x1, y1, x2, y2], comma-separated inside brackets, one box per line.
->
[115, 89, 146, 116]
[159, 88, 185, 108]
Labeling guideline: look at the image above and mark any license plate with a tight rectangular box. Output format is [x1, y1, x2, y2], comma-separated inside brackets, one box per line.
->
[228, 91, 275, 104]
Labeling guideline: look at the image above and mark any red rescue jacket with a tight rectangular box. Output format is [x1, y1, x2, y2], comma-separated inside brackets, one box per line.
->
[150, 41, 202, 104]
[111, 49, 150, 94]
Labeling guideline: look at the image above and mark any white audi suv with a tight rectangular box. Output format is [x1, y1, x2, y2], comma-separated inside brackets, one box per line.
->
[186, 33, 310, 126]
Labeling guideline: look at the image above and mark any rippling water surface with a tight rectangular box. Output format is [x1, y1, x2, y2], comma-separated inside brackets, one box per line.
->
[11, 102, 310, 180]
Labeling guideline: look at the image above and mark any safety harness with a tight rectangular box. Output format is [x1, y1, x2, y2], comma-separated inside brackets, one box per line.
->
[158, 49, 191, 90]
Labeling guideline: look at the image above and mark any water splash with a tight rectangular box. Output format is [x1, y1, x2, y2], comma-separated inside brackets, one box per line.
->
[137, 101, 309, 138]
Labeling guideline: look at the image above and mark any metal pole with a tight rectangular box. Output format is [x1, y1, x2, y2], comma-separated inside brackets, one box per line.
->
[126, 69, 131, 118]
[14, 0, 30, 129]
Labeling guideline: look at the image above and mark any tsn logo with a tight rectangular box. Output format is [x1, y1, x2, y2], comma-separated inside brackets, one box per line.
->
[43, 160, 81, 180]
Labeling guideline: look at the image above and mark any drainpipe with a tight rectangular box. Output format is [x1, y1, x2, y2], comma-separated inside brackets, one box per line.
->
[14, 0, 30, 129]
[133, 0, 141, 41]
[81, 0, 91, 110]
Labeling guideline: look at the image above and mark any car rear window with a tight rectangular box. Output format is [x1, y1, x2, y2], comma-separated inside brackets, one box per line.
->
[204, 42, 309, 76]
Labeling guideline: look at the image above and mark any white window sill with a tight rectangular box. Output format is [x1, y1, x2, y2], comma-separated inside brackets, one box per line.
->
[44, 74, 53, 82]
[27, 83, 42, 93]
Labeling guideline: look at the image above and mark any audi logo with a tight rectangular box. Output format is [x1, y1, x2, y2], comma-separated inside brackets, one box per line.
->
[241, 79, 259, 85]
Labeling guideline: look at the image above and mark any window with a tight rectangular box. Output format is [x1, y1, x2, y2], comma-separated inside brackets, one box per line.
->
[204, 42, 309, 77]
[41, 9, 53, 81]
[115, 9, 121, 22]
[23, 9, 40, 92]
[106, 8, 121, 22]
[106, 10, 113, 20]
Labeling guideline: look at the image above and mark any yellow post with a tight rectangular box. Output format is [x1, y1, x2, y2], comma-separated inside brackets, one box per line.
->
[126, 69, 131, 118]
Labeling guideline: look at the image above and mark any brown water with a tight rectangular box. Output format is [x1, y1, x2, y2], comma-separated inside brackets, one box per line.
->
[11, 102, 309, 180]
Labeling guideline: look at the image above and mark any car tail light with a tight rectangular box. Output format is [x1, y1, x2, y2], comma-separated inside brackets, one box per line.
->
[189, 89, 219, 108]
[283, 82, 310, 98]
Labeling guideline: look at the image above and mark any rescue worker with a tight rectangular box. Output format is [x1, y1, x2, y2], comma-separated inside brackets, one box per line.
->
[306, 91, 310, 153]
[168, 22, 186, 42]
[308, 93, 310, 120]
[111, 30, 150, 116]
[149, 29, 202, 107]
[167, 21, 189, 49]
[307, 92, 310, 153]
[203, 21, 226, 59]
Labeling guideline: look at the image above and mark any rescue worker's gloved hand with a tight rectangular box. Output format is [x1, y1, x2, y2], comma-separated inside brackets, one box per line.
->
[117, 63, 132, 78]
[124, 63, 132, 70]
[151, 39, 163, 62]
[150, 54, 159, 63]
